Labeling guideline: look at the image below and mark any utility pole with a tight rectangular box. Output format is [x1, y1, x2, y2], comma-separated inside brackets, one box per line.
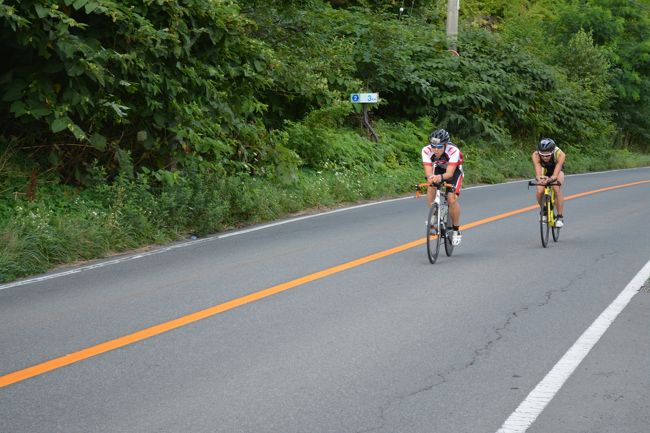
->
[446, 0, 459, 52]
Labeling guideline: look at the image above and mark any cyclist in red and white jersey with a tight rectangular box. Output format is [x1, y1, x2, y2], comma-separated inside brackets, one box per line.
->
[421, 128, 464, 246]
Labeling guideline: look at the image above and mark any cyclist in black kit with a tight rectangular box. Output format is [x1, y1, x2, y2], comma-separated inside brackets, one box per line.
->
[532, 138, 566, 227]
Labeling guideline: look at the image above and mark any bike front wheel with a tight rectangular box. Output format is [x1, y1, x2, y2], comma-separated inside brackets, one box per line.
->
[443, 206, 454, 257]
[551, 204, 561, 242]
[540, 198, 550, 248]
[426, 204, 442, 264]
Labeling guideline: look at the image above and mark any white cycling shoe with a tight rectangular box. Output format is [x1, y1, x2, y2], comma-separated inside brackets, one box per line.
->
[452, 231, 462, 246]
[555, 218, 564, 228]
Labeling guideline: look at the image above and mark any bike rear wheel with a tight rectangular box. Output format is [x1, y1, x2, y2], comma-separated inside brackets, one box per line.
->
[540, 197, 550, 248]
[426, 204, 442, 264]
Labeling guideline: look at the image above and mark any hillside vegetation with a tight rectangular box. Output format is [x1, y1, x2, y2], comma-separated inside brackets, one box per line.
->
[2, 0, 650, 282]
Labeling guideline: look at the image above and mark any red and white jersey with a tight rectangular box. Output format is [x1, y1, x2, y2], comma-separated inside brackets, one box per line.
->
[421, 142, 464, 171]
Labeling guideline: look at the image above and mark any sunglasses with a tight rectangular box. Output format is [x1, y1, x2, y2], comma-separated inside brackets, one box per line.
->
[539, 152, 553, 157]
[430, 144, 445, 149]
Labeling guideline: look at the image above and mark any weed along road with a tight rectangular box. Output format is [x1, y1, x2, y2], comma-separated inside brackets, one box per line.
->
[1, 168, 649, 433]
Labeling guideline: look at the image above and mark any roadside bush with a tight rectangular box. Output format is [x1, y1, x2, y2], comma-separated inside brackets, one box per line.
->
[0, 0, 274, 183]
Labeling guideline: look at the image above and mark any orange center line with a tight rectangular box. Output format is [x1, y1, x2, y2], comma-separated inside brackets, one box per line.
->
[1, 179, 648, 389]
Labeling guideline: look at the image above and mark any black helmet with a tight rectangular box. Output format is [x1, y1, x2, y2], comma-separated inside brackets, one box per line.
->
[429, 129, 450, 145]
[538, 138, 556, 153]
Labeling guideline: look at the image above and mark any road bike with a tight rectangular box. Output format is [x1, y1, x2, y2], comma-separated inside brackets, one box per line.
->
[417, 182, 455, 263]
[528, 179, 562, 248]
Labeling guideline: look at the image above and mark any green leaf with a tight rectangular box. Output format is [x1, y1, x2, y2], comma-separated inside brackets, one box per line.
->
[69, 123, 86, 140]
[51, 117, 71, 133]
[34, 4, 49, 18]
[30, 108, 52, 119]
[72, 0, 88, 10]
[10, 101, 27, 116]
[153, 112, 165, 127]
[48, 151, 60, 166]
[89, 133, 107, 150]
[56, 40, 76, 59]
[2, 80, 25, 102]
[67, 63, 84, 76]
[84, 2, 98, 14]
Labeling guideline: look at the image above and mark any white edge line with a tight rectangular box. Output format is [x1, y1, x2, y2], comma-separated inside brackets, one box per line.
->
[496, 258, 650, 433]
[216, 195, 411, 238]
[2, 166, 648, 290]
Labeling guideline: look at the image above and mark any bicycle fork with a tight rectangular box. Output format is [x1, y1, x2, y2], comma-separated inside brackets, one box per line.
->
[438, 197, 450, 238]
[544, 189, 555, 226]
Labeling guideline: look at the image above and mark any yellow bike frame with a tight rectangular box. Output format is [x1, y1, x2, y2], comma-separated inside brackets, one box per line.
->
[544, 185, 556, 227]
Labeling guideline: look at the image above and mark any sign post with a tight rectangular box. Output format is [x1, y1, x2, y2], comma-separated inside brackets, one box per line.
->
[446, 0, 459, 51]
[350, 93, 380, 141]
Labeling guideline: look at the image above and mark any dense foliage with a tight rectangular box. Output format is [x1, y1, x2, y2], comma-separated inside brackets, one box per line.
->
[3, 0, 649, 180]
[1, 0, 279, 184]
[2, 0, 650, 282]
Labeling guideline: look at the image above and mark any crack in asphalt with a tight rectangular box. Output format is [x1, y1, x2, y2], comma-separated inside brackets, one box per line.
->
[356, 252, 615, 433]
[355, 407, 385, 433]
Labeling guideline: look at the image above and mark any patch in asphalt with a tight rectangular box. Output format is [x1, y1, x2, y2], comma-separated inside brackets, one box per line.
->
[639, 280, 650, 293]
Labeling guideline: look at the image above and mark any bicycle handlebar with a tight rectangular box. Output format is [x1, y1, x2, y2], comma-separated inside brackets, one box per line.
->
[528, 179, 562, 187]
[416, 182, 455, 188]
[415, 182, 455, 198]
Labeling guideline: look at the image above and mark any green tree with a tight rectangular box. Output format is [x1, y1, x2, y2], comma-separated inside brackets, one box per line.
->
[0, 0, 274, 183]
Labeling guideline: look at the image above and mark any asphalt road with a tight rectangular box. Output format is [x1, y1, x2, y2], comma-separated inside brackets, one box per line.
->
[1, 167, 649, 433]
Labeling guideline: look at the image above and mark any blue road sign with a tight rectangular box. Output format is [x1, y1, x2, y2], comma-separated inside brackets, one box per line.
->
[350, 93, 378, 103]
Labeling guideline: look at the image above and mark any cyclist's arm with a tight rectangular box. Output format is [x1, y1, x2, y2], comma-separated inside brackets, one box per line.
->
[421, 147, 436, 183]
[531, 152, 545, 181]
[548, 150, 565, 182]
[440, 164, 456, 184]
[424, 164, 434, 182]
[423, 162, 435, 182]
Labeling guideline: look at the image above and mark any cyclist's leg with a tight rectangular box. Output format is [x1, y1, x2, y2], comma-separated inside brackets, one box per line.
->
[554, 171, 565, 215]
[447, 192, 461, 246]
[446, 170, 463, 246]
[447, 169, 463, 227]
[447, 191, 460, 226]
[536, 167, 547, 206]
[536, 186, 545, 206]
[427, 184, 438, 207]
